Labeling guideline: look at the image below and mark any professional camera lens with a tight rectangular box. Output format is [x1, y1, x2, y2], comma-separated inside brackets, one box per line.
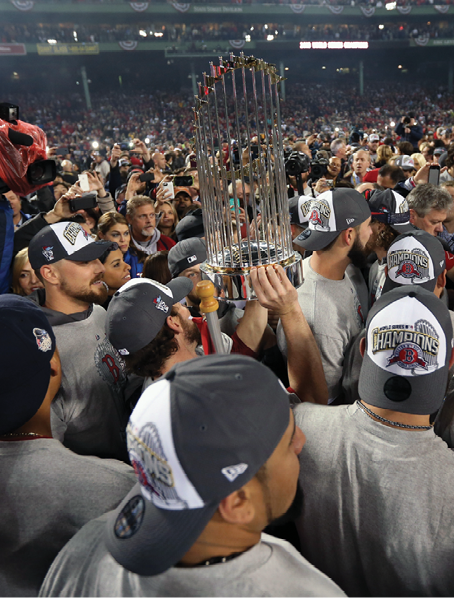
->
[284, 151, 310, 177]
[27, 159, 57, 186]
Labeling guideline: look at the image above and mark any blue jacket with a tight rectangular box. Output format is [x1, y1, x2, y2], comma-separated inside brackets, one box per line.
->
[0, 200, 14, 295]
[395, 122, 423, 149]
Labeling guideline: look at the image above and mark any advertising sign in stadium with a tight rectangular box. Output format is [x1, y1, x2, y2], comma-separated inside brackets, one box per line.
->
[0, 44, 27, 56]
[37, 43, 99, 56]
[299, 41, 369, 49]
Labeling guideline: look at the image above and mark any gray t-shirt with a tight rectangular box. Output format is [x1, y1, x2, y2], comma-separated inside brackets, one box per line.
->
[293, 401, 454, 597]
[40, 514, 345, 597]
[277, 256, 364, 401]
[50, 304, 130, 461]
[0, 438, 136, 597]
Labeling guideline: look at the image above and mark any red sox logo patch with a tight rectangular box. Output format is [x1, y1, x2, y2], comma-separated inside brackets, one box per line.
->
[300, 198, 331, 230]
[388, 248, 430, 283]
[372, 318, 439, 373]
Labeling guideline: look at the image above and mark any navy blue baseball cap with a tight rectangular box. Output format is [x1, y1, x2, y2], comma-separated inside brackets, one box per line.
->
[0, 295, 56, 434]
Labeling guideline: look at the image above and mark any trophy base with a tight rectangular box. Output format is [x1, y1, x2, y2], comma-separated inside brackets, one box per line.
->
[200, 251, 303, 301]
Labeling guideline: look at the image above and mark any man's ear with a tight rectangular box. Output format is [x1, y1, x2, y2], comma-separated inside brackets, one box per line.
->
[437, 269, 447, 291]
[166, 313, 183, 333]
[125, 213, 132, 225]
[217, 484, 256, 526]
[40, 264, 59, 286]
[449, 347, 454, 370]
[409, 208, 417, 225]
[360, 336, 366, 358]
[342, 227, 355, 248]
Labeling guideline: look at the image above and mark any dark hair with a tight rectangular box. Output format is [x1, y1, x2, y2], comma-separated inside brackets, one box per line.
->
[433, 139, 445, 149]
[446, 147, 454, 170]
[99, 242, 120, 264]
[123, 307, 179, 379]
[378, 164, 406, 184]
[142, 250, 171, 285]
[397, 141, 415, 157]
[97, 211, 128, 237]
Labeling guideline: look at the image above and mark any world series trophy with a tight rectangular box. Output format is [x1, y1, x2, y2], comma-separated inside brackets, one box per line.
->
[193, 53, 303, 301]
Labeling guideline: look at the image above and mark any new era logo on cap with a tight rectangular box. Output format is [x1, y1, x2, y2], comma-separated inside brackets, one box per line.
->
[221, 463, 248, 482]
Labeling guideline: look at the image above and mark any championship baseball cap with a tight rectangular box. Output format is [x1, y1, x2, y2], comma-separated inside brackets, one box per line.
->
[106, 277, 193, 355]
[175, 208, 204, 242]
[105, 354, 291, 576]
[289, 195, 310, 227]
[168, 237, 207, 278]
[0, 295, 56, 434]
[382, 230, 446, 294]
[358, 286, 453, 415]
[369, 134, 380, 142]
[293, 188, 371, 251]
[368, 188, 416, 235]
[28, 222, 112, 271]
[434, 147, 445, 157]
[394, 156, 415, 171]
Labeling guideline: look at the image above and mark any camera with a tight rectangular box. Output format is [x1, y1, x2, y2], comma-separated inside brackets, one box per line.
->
[403, 116, 411, 125]
[0, 103, 19, 123]
[284, 151, 310, 177]
[69, 191, 98, 213]
[310, 153, 329, 181]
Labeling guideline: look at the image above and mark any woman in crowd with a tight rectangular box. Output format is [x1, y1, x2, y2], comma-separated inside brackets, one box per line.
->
[100, 243, 132, 308]
[11, 248, 43, 296]
[142, 250, 172, 285]
[374, 144, 394, 168]
[97, 212, 130, 253]
[97, 211, 146, 278]
[156, 201, 179, 241]
[441, 147, 454, 183]
[411, 152, 426, 171]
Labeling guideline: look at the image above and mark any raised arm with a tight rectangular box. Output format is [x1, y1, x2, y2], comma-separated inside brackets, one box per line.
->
[250, 265, 329, 405]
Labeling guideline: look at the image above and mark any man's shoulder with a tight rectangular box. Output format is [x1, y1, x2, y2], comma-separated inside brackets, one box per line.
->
[241, 534, 345, 596]
[293, 402, 348, 428]
[39, 514, 113, 597]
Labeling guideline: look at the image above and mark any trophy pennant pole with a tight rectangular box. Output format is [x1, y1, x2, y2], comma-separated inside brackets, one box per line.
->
[196, 280, 227, 354]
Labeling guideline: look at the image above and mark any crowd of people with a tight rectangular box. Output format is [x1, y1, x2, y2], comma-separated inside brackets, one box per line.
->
[3, 92, 454, 597]
[1, 20, 454, 44]
[9, 85, 454, 165]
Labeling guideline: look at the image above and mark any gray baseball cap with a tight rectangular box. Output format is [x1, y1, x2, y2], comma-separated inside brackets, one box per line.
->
[168, 237, 207, 278]
[293, 188, 371, 251]
[29, 222, 112, 270]
[105, 354, 291, 576]
[175, 208, 205, 241]
[106, 277, 193, 355]
[368, 188, 416, 235]
[358, 286, 453, 415]
[394, 155, 416, 171]
[382, 230, 446, 294]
